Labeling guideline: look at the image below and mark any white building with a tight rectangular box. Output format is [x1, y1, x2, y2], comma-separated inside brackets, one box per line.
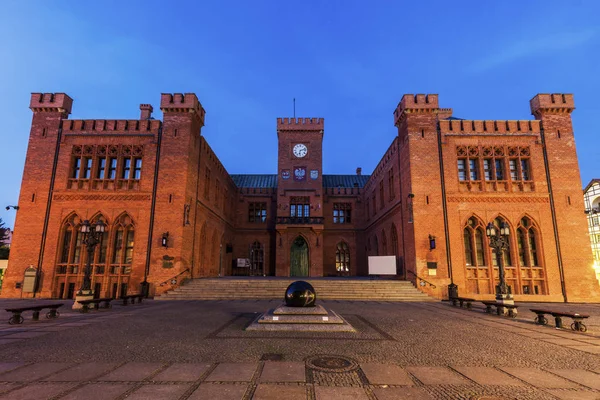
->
[584, 179, 600, 284]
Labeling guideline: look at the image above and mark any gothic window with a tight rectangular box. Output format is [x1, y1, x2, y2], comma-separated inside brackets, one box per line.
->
[390, 224, 398, 256]
[491, 217, 512, 267]
[249, 202, 267, 223]
[381, 230, 388, 255]
[388, 168, 395, 200]
[333, 203, 352, 224]
[335, 242, 350, 273]
[457, 146, 530, 185]
[374, 235, 379, 256]
[463, 217, 487, 267]
[204, 168, 211, 199]
[517, 217, 541, 267]
[69, 145, 143, 190]
[290, 197, 310, 218]
[58, 213, 83, 274]
[379, 181, 385, 209]
[111, 214, 135, 274]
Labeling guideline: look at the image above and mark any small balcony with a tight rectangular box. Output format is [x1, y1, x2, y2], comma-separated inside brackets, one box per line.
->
[276, 216, 324, 225]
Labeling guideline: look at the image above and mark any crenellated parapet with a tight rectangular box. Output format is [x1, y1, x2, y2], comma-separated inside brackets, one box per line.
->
[30, 93, 73, 115]
[394, 94, 440, 125]
[277, 117, 324, 131]
[439, 119, 541, 135]
[530, 93, 575, 117]
[160, 93, 206, 125]
[62, 119, 161, 134]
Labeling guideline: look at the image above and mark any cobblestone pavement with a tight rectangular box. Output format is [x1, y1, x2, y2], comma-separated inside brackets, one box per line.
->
[0, 299, 597, 399]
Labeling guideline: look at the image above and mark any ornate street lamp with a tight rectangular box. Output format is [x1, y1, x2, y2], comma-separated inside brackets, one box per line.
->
[486, 221, 513, 304]
[78, 219, 105, 295]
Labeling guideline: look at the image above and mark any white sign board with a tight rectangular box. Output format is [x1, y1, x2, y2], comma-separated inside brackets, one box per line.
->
[368, 256, 396, 275]
[237, 258, 250, 268]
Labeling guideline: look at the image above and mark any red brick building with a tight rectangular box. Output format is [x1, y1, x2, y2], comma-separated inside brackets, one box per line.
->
[2, 92, 599, 302]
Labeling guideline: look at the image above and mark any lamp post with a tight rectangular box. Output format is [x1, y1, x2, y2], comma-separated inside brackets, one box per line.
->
[78, 219, 105, 295]
[486, 221, 513, 306]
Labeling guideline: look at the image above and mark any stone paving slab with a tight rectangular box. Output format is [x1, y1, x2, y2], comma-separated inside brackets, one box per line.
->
[451, 366, 524, 386]
[100, 362, 164, 381]
[253, 384, 307, 399]
[152, 363, 212, 381]
[548, 369, 600, 390]
[546, 389, 600, 400]
[360, 363, 413, 386]
[1, 382, 75, 399]
[0, 363, 71, 382]
[405, 367, 468, 385]
[0, 383, 19, 395]
[205, 363, 257, 382]
[59, 383, 132, 400]
[260, 361, 305, 383]
[187, 383, 247, 399]
[315, 386, 369, 399]
[43, 362, 119, 381]
[542, 338, 588, 346]
[0, 339, 22, 345]
[126, 383, 191, 399]
[372, 387, 433, 400]
[0, 364, 24, 375]
[499, 368, 581, 388]
[0, 332, 48, 339]
[566, 345, 600, 354]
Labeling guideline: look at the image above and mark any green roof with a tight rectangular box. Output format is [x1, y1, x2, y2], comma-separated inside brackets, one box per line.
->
[230, 174, 370, 189]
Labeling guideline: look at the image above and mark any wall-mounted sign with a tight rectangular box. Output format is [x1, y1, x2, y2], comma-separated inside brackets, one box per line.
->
[294, 167, 306, 181]
[281, 169, 290, 180]
[310, 170, 319, 180]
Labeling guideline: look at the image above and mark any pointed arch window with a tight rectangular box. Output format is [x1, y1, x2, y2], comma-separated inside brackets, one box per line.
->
[111, 214, 135, 274]
[89, 214, 109, 273]
[491, 217, 512, 267]
[381, 230, 388, 255]
[336, 242, 350, 273]
[374, 236, 379, 256]
[390, 224, 399, 256]
[463, 217, 487, 267]
[517, 217, 540, 267]
[58, 214, 83, 274]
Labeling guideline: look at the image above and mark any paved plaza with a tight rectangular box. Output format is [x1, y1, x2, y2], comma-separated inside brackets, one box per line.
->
[0, 298, 598, 399]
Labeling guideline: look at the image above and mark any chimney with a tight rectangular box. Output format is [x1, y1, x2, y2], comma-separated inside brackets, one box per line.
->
[140, 104, 153, 120]
[356, 167, 362, 176]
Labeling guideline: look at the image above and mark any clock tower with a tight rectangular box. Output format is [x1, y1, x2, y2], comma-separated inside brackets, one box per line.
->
[275, 117, 324, 277]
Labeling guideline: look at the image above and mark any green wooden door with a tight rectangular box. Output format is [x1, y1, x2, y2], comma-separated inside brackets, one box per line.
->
[290, 236, 309, 277]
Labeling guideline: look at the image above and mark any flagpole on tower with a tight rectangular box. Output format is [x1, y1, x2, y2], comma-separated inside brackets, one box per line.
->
[293, 98, 296, 119]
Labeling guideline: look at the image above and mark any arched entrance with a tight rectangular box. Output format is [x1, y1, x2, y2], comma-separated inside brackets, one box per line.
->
[290, 236, 309, 277]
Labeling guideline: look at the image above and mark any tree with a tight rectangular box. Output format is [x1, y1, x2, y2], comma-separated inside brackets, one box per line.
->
[0, 218, 9, 246]
[0, 218, 10, 259]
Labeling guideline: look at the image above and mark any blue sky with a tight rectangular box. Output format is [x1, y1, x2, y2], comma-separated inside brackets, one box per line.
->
[1, 1, 599, 228]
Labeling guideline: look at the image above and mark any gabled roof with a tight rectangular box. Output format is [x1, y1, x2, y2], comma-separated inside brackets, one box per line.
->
[584, 179, 600, 193]
[322, 175, 370, 188]
[230, 174, 277, 188]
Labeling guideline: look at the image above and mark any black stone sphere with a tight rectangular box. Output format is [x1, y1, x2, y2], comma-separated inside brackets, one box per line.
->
[284, 281, 316, 307]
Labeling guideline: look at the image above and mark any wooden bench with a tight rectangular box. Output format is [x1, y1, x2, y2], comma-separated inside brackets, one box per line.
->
[530, 308, 590, 332]
[450, 296, 476, 310]
[121, 294, 144, 306]
[481, 301, 519, 318]
[5, 303, 63, 325]
[77, 298, 113, 313]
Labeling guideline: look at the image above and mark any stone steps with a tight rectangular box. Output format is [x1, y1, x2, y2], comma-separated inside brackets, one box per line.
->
[155, 278, 437, 302]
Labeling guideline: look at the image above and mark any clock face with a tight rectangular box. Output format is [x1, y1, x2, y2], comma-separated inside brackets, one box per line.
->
[293, 144, 308, 158]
